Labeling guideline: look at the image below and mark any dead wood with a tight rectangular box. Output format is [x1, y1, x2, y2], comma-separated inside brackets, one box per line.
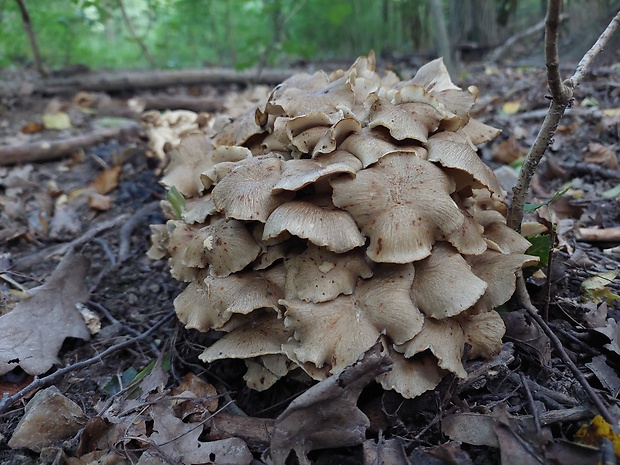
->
[131, 95, 225, 113]
[0, 68, 294, 97]
[0, 124, 141, 166]
[576, 228, 620, 242]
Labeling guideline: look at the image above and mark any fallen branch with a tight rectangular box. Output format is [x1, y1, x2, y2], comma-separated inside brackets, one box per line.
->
[488, 13, 569, 63]
[130, 95, 225, 113]
[507, 4, 620, 231]
[204, 413, 275, 452]
[0, 309, 174, 415]
[0, 68, 295, 97]
[0, 124, 141, 166]
[576, 228, 620, 242]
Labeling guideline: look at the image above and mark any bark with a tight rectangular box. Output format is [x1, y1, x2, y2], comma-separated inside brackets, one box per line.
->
[0, 124, 141, 166]
[0, 67, 294, 98]
[429, 0, 457, 73]
[14, 0, 46, 76]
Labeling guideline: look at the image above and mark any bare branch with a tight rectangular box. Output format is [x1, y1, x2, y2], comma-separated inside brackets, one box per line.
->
[567, 10, 620, 89]
[507, 2, 620, 230]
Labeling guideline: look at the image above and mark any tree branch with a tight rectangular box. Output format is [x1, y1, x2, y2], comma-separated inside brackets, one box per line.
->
[507, 3, 620, 231]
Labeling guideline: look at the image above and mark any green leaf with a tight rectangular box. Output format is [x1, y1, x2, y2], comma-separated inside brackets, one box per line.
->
[525, 234, 551, 268]
[581, 271, 620, 303]
[166, 187, 186, 219]
[524, 185, 570, 213]
[603, 184, 620, 198]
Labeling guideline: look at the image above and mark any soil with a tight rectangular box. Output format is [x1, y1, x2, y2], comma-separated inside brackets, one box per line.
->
[1, 54, 620, 464]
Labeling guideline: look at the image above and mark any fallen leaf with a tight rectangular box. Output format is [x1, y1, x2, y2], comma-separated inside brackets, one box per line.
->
[582, 142, 618, 169]
[576, 415, 620, 456]
[137, 403, 253, 465]
[20, 122, 44, 134]
[585, 355, 620, 396]
[501, 310, 552, 367]
[8, 385, 88, 452]
[492, 136, 525, 164]
[269, 341, 393, 465]
[171, 372, 219, 418]
[593, 318, 620, 356]
[42, 111, 72, 130]
[581, 271, 620, 304]
[88, 192, 113, 211]
[502, 101, 521, 115]
[89, 165, 121, 195]
[0, 252, 91, 375]
[363, 436, 411, 465]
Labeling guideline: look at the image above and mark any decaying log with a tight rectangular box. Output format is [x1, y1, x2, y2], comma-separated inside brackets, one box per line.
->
[576, 228, 620, 243]
[0, 124, 141, 166]
[0, 68, 294, 97]
[130, 95, 225, 113]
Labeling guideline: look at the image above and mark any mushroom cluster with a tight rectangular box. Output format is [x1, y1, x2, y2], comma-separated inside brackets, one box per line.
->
[147, 54, 537, 398]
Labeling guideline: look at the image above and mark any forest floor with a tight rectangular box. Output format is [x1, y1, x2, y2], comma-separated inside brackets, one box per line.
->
[1, 56, 620, 465]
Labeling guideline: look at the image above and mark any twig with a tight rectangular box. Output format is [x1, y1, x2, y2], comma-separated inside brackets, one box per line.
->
[507, 4, 620, 231]
[0, 125, 141, 166]
[0, 310, 174, 415]
[118, 201, 161, 262]
[515, 276, 616, 427]
[14, 213, 130, 270]
[520, 372, 542, 434]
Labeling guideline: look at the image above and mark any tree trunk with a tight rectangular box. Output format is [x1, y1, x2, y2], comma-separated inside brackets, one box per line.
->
[429, 0, 457, 73]
[14, 0, 46, 76]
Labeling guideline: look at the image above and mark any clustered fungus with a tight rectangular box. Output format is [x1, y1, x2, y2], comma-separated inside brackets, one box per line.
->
[146, 54, 538, 398]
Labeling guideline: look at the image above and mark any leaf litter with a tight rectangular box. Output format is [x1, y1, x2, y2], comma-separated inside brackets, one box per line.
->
[1, 56, 620, 464]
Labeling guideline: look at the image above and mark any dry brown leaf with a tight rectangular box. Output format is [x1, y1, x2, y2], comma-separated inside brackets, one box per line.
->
[594, 318, 620, 356]
[0, 252, 91, 375]
[492, 136, 525, 164]
[20, 122, 44, 134]
[269, 341, 393, 465]
[501, 310, 551, 367]
[88, 191, 113, 211]
[136, 403, 253, 465]
[89, 165, 122, 195]
[582, 142, 618, 169]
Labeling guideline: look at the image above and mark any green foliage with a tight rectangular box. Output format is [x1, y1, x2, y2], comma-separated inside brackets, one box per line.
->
[524, 184, 570, 213]
[0, 0, 545, 70]
[166, 186, 186, 219]
[525, 234, 551, 268]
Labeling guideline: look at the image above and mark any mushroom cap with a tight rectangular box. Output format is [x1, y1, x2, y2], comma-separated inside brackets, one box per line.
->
[284, 244, 373, 303]
[365, 94, 432, 143]
[182, 194, 217, 224]
[195, 218, 261, 277]
[376, 343, 446, 399]
[263, 197, 366, 253]
[211, 156, 292, 222]
[272, 150, 362, 193]
[395, 316, 467, 378]
[331, 152, 464, 263]
[199, 312, 291, 363]
[457, 310, 505, 359]
[427, 131, 505, 200]
[467, 251, 539, 313]
[339, 127, 421, 168]
[161, 133, 214, 197]
[411, 242, 487, 319]
[282, 263, 423, 374]
[312, 118, 362, 157]
[175, 266, 285, 331]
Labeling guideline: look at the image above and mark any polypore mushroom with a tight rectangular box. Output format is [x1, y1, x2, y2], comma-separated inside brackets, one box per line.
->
[148, 54, 538, 400]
